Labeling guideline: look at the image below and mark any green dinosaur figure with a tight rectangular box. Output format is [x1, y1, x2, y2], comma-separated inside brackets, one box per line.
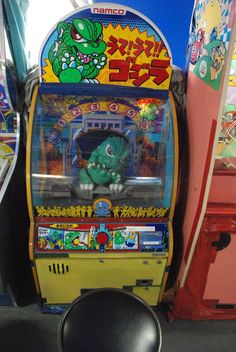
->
[140, 103, 159, 121]
[79, 136, 129, 192]
[48, 18, 107, 83]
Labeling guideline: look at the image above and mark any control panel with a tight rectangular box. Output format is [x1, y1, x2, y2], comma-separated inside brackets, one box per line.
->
[36, 223, 168, 253]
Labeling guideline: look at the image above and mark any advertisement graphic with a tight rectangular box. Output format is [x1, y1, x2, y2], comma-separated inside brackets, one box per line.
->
[187, 0, 233, 91]
[40, 4, 172, 89]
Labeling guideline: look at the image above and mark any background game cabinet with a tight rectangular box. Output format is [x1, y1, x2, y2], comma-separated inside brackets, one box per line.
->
[0, 0, 20, 204]
[171, 0, 236, 319]
[0, 0, 33, 305]
[26, 3, 179, 310]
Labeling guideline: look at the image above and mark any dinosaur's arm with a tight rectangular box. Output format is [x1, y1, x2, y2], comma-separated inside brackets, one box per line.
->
[111, 171, 122, 183]
[88, 149, 98, 166]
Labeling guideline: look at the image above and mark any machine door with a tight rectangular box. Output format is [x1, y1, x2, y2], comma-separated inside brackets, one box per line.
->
[35, 256, 167, 305]
[203, 217, 236, 307]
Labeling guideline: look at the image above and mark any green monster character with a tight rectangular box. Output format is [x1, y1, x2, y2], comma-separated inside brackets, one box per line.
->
[140, 103, 159, 121]
[79, 136, 129, 192]
[114, 231, 125, 245]
[48, 18, 107, 83]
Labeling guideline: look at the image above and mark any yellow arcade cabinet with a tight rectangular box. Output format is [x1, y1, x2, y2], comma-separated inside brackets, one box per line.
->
[26, 3, 179, 311]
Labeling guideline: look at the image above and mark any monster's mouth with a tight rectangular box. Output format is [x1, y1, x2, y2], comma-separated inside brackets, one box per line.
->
[75, 49, 99, 64]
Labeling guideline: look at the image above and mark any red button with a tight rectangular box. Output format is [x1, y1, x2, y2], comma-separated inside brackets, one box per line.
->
[96, 232, 109, 245]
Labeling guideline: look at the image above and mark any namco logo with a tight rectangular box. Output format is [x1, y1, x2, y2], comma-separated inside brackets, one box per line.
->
[92, 7, 126, 15]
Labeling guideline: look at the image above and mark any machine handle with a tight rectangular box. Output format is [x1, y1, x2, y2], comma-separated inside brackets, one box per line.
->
[212, 232, 231, 251]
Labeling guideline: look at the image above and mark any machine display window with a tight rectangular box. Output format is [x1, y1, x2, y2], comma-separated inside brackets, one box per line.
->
[30, 94, 175, 211]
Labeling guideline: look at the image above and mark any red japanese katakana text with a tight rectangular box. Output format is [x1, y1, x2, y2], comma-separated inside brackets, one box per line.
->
[109, 57, 170, 87]
[107, 35, 164, 58]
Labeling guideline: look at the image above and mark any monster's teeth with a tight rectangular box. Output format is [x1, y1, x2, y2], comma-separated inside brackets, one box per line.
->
[77, 66, 83, 73]
[62, 63, 68, 70]
[102, 164, 106, 169]
[77, 51, 91, 63]
[118, 184, 123, 192]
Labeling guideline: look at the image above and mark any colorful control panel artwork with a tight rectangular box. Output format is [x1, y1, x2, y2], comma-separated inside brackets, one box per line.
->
[37, 223, 168, 253]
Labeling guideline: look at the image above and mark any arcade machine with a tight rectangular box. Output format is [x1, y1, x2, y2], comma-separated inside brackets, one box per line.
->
[26, 3, 179, 311]
[0, 0, 32, 305]
[0, 0, 20, 304]
[0, 0, 19, 204]
[170, 0, 236, 319]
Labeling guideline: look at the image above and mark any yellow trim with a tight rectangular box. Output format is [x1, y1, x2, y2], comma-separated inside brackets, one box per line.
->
[26, 85, 38, 224]
[93, 198, 112, 209]
[157, 92, 179, 302]
[26, 85, 40, 293]
[69, 252, 168, 259]
[158, 221, 173, 302]
[28, 222, 35, 261]
[168, 91, 179, 221]
[31, 264, 41, 294]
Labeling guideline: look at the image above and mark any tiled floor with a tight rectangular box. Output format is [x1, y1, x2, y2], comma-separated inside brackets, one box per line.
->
[0, 303, 235, 351]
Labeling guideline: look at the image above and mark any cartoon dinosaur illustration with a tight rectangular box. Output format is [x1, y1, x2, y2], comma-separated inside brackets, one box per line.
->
[48, 18, 107, 83]
[114, 231, 125, 245]
[79, 136, 129, 192]
[140, 103, 159, 121]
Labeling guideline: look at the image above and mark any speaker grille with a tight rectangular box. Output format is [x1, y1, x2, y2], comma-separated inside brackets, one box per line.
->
[48, 263, 69, 274]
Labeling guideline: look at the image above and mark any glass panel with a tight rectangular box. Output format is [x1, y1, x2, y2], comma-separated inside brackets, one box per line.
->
[215, 41, 236, 172]
[31, 94, 175, 212]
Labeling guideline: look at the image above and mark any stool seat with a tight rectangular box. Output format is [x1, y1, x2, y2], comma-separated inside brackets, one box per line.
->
[58, 288, 162, 352]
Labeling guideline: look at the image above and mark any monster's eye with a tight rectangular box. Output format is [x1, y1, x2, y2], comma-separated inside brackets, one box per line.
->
[106, 144, 114, 157]
[95, 33, 103, 43]
[71, 25, 87, 43]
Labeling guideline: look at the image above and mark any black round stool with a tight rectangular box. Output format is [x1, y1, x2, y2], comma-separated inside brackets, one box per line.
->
[58, 288, 162, 352]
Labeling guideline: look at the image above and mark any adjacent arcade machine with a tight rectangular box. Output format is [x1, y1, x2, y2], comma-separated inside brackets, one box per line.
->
[171, 0, 236, 319]
[0, 0, 19, 204]
[0, 0, 20, 304]
[26, 3, 179, 311]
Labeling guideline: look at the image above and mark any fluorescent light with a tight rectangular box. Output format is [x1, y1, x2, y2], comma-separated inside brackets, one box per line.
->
[32, 174, 70, 179]
[71, 0, 93, 7]
[126, 226, 156, 232]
